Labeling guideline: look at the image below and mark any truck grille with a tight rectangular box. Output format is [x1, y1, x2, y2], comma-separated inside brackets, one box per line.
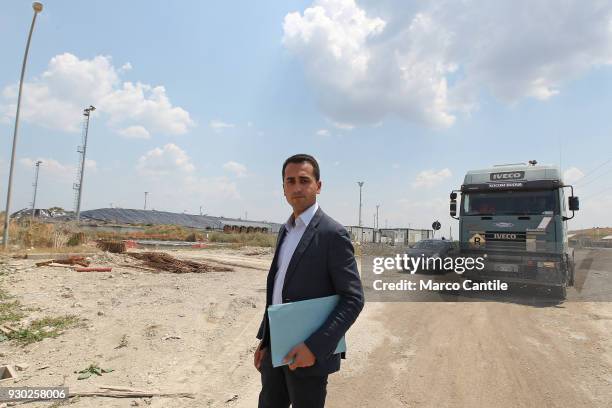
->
[484, 231, 526, 251]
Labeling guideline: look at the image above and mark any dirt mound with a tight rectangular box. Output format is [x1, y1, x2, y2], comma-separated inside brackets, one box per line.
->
[128, 252, 233, 273]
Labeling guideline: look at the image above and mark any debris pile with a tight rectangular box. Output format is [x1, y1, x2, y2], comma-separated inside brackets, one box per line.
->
[97, 240, 126, 253]
[128, 252, 232, 273]
[36, 256, 90, 268]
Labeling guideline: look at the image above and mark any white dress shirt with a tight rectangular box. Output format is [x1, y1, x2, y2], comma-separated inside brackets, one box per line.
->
[272, 202, 319, 305]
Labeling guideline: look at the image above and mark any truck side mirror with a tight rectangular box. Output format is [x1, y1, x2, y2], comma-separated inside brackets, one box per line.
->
[450, 200, 457, 217]
[450, 192, 458, 218]
[569, 196, 579, 211]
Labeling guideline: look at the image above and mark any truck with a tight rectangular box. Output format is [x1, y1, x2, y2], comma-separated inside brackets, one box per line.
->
[449, 161, 580, 299]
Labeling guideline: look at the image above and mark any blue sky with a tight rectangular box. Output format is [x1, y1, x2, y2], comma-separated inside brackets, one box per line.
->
[1, 0, 612, 233]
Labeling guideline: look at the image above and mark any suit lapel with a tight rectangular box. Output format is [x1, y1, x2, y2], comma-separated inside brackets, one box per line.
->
[281, 207, 323, 296]
[266, 225, 287, 305]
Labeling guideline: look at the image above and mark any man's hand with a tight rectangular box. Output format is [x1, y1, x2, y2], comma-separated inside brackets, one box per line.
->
[283, 342, 316, 370]
[254, 341, 267, 372]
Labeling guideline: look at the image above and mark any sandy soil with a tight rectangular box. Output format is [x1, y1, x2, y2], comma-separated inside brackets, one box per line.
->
[1, 247, 610, 407]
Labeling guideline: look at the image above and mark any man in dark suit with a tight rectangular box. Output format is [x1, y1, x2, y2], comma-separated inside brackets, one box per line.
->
[253, 154, 364, 408]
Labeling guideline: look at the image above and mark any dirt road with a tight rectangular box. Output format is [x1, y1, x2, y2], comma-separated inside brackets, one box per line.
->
[1, 247, 610, 407]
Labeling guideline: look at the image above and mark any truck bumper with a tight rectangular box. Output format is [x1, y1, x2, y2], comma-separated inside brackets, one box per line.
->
[459, 251, 568, 287]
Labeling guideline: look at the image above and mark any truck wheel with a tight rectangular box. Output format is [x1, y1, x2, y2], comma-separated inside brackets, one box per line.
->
[550, 286, 567, 300]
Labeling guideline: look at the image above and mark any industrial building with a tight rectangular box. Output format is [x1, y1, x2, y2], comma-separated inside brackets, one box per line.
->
[345, 226, 434, 245]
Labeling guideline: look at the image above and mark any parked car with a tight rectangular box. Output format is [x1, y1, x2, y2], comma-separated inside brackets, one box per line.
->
[404, 239, 454, 273]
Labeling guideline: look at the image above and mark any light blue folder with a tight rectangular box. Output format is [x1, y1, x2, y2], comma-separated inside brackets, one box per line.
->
[267, 294, 346, 367]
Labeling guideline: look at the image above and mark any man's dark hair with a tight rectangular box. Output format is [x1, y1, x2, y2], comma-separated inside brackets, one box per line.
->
[282, 154, 320, 181]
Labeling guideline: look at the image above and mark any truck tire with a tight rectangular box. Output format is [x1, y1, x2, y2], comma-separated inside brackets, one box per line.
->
[550, 285, 567, 300]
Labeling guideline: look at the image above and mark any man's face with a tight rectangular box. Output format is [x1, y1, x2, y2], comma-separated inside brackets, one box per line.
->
[283, 161, 321, 214]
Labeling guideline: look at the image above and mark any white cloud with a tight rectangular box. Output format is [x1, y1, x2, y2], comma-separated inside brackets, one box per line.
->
[412, 168, 452, 188]
[119, 62, 132, 72]
[85, 159, 97, 172]
[19, 157, 71, 174]
[118, 125, 151, 139]
[223, 161, 248, 178]
[563, 166, 585, 184]
[183, 175, 241, 201]
[136, 143, 195, 176]
[18, 157, 98, 182]
[0, 53, 194, 136]
[209, 120, 235, 132]
[133, 149, 240, 211]
[331, 121, 355, 130]
[284, 0, 612, 128]
[316, 129, 330, 136]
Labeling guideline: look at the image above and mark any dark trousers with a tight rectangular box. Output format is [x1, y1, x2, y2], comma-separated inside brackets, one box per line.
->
[258, 350, 328, 408]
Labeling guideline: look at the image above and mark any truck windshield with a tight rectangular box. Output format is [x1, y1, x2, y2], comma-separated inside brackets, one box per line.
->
[462, 190, 558, 216]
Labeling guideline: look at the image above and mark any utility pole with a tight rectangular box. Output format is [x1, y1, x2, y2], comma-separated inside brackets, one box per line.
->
[144, 192, 149, 210]
[376, 204, 380, 229]
[2, 2, 43, 249]
[73, 105, 95, 222]
[357, 181, 364, 227]
[30, 160, 42, 220]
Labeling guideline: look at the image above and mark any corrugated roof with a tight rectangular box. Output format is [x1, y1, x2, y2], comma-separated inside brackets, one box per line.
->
[80, 208, 281, 231]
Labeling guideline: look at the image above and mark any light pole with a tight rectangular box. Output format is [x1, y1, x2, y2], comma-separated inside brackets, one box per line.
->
[74, 105, 95, 222]
[31, 160, 42, 220]
[376, 204, 379, 229]
[2, 2, 43, 249]
[357, 181, 364, 227]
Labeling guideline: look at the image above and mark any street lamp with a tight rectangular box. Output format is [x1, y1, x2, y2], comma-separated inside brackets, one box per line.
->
[357, 181, 364, 227]
[74, 105, 95, 222]
[2, 2, 43, 249]
[31, 160, 42, 221]
[376, 204, 380, 229]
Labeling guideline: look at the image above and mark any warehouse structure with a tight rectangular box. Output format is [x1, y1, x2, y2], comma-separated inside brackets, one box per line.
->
[345, 226, 434, 245]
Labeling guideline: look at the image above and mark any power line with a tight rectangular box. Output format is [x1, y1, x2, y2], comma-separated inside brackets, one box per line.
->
[574, 157, 612, 186]
[576, 164, 612, 189]
[583, 184, 612, 200]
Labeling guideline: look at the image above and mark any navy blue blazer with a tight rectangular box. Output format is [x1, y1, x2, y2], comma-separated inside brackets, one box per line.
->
[256, 207, 364, 377]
